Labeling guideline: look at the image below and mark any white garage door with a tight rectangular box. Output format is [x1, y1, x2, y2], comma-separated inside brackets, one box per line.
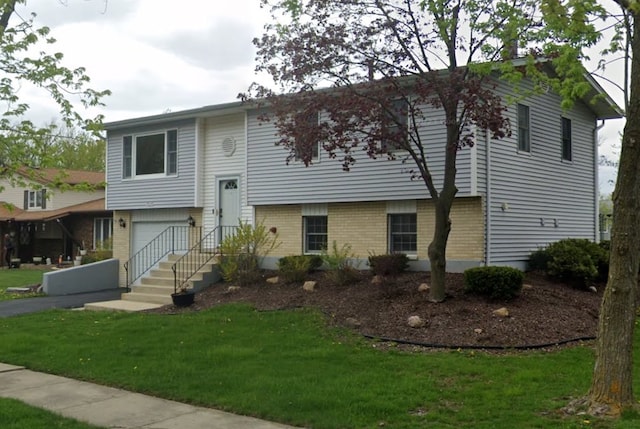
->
[132, 221, 186, 256]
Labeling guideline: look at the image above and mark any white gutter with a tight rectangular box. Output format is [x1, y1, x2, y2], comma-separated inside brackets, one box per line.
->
[594, 119, 606, 242]
[485, 129, 492, 266]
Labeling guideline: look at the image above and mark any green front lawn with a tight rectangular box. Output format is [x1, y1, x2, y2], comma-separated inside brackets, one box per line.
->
[0, 268, 48, 301]
[0, 398, 105, 429]
[0, 304, 638, 428]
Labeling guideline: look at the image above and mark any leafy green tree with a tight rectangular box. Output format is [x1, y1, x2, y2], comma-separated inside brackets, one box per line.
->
[246, 0, 602, 302]
[0, 0, 109, 188]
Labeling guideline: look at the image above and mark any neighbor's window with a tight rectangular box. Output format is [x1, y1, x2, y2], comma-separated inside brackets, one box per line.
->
[561, 117, 572, 161]
[94, 218, 113, 249]
[517, 104, 530, 152]
[303, 215, 327, 253]
[122, 129, 178, 179]
[388, 213, 417, 254]
[24, 189, 46, 209]
[294, 111, 320, 162]
[381, 98, 409, 152]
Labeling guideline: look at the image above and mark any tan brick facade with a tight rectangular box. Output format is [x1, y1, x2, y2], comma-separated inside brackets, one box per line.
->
[112, 210, 131, 287]
[256, 197, 485, 264]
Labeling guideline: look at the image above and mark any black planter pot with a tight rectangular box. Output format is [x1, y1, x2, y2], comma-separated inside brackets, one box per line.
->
[171, 291, 195, 307]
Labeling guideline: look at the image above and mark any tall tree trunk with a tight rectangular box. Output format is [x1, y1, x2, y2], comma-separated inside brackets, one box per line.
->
[428, 193, 454, 302]
[428, 114, 458, 302]
[585, 10, 640, 417]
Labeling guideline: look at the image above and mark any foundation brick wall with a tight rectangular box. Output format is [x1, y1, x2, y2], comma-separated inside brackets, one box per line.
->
[327, 202, 387, 258]
[256, 205, 302, 256]
[256, 197, 484, 263]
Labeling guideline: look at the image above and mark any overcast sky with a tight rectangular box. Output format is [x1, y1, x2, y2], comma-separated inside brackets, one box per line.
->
[15, 0, 625, 194]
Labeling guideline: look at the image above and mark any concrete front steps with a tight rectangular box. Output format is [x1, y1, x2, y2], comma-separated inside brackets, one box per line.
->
[85, 253, 220, 312]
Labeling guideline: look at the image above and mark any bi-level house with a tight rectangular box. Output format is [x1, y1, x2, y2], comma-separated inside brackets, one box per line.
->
[0, 168, 111, 265]
[105, 69, 622, 299]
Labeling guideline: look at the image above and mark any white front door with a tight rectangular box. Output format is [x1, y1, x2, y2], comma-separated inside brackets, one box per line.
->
[219, 179, 240, 240]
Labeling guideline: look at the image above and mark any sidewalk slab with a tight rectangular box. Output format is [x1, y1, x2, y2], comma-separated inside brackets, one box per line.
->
[0, 365, 300, 429]
[84, 299, 164, 312]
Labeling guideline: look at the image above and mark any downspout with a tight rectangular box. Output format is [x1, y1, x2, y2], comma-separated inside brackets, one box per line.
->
[485, 129, 491, 266]
[593, 119, 605, 242]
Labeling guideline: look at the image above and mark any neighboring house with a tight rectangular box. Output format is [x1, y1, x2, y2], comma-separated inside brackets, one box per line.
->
[0, 169, 111, 265]
[105, 70, 622, 287]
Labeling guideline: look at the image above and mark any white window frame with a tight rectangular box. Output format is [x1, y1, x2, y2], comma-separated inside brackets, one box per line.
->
[122, 129, 178, 179]
[93, 217, 113, 249]
[303, 215, 328, 254]
[381, 98, 410, 153]
[561, 117, 572, 161]
[517, 104, 530, 153]
[294, 111, 321, 163]
[28, 190, 43, 209]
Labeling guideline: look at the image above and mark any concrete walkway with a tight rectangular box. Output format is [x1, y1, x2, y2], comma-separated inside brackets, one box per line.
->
[0, 363, 299, 429]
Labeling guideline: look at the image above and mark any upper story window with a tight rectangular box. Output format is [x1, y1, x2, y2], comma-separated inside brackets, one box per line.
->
[561, 117, 572, 161]
[24, 189, 46, 210]
[517, 104, 530, 153]
[294, 111, 320, 163]
[123, 129, 178, 179]
[381, 99, 409, 152]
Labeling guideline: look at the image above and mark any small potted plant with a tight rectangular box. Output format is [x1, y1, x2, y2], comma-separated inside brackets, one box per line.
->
[171, 284, 195, 307]
[79, 241, 87, 256]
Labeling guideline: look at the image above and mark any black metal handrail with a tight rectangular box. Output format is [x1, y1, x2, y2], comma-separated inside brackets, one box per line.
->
[124, 226, 201, 291]
[171, 225, 237, 293]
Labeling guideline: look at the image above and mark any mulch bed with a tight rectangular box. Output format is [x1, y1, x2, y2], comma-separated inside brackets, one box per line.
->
[146, 270, 604, 351]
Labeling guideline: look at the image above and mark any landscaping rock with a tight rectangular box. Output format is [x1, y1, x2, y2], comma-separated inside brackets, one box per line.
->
[266, 276, 279, 284]
[407, 315, 425, 328]
[588, 286, 597, 293]
[492, 307, 509, 318]
[303, 281, 317, 292]
[522, 283, 533, 290]
[418, 283, 430, 292]
[371, 275, 383, 285]
[227, 286, 241, 293]
[474, 328, 483, 334]
[345, 317, 361, 328]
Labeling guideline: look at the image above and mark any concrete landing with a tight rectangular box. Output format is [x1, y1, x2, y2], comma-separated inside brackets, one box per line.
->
[84, 300, 165, 312]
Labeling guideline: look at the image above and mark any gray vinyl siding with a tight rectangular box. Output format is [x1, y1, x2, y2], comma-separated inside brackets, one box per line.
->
[485, 78, 597, 267]
[106, 119, 197, 210]
[246, 105, 476, 205]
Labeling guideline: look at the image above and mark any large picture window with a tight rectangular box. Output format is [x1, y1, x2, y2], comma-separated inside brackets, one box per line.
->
[123, 129, 178, 178]
[388, 213, 417, 254]
[303, 216, 327, 253]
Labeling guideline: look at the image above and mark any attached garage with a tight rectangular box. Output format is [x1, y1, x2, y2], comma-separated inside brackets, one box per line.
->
[130, 209, 191, 255]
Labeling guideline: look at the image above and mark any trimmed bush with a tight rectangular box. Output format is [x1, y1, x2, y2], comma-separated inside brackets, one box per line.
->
[278, 255, 323, 284]
[463, 266, 524, 301]
[368, 253, 410, 276]
[531, 238, 609, 288]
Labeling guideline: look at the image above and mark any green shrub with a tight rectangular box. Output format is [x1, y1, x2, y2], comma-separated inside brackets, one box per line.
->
[544, 238, 609, 287]
[321, 241, 361, 286]
[527, 248, 550, 271]
[219, 220, 281, 285]
[368, 253, 409, 276]
[463, 266, 524, 301]
[81, 250, 112, 265]
[278, 255, 323, 284]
